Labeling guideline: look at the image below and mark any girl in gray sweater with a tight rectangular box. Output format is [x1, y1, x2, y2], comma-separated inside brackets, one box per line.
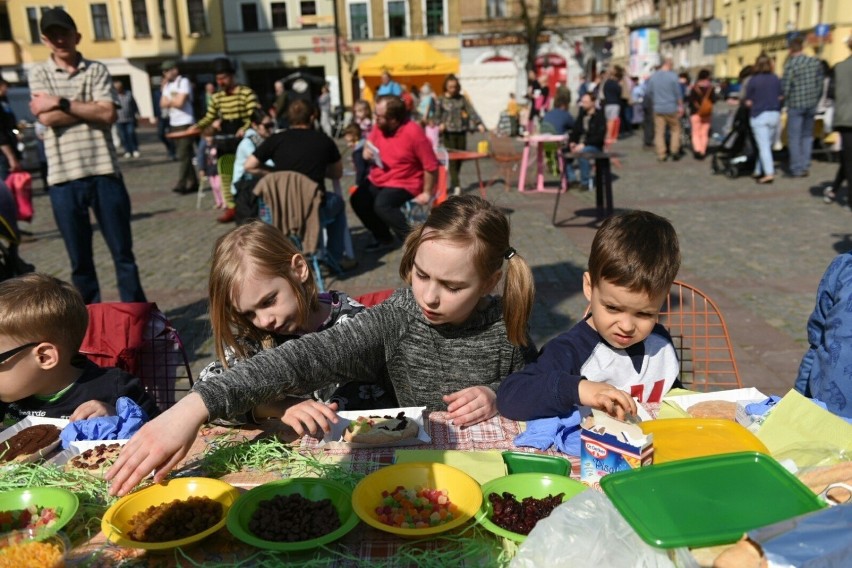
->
[107, 195, 537, 495]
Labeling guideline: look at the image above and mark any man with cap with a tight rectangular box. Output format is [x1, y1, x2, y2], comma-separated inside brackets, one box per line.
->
[28, 8, 146, 304]
[191, 57, 258, 223]
[160, 59, 197, 194]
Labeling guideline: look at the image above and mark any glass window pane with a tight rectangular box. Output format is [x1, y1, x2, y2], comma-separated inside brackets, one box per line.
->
[187, 0, 206, 34]
[241, 3, 259, 31]
[349, 3, 368, 40]
[301, 1, 316, 29]
[388, 1, 406, 38]
[426, 0, 443, 35]
[271, 2, 288, 29]
[131, 0, 150, 37]
[91, 4, 112, 40]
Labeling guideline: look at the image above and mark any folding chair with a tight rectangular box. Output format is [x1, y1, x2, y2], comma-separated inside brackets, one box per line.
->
[584, 280, 742, 391]
[355, 289, 395, 307]
[79, 302, 194, 410]
[488, 132, 524, 190]
[405, 147, 449, 224]
[659, 281, 743, 391]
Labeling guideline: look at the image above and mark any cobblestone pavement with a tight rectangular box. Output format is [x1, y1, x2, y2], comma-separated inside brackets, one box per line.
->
[18, 124, 849, 397]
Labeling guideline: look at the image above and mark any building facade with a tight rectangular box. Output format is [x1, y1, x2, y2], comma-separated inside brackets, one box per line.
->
[714, 0, 851, 81]
[4, 0, 226, 118]
[659, 0, 715, 77]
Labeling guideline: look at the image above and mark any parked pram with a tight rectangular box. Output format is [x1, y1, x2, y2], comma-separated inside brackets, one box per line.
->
[711, 105, 757, 178]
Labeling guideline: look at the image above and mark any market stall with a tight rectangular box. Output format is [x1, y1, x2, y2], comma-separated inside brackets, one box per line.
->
[357, 41, 459, 103]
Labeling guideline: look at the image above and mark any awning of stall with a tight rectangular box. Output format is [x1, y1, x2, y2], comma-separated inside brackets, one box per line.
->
[358, 41, 459, 101]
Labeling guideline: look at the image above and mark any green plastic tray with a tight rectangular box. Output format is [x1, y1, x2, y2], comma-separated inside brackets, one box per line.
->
[600, 452, 825, 549]
[501, 452, 570, 476]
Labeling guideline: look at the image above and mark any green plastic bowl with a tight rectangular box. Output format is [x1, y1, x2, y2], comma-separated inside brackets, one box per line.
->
[502, 452, 570, 476]
[476, 473, 587, 542]
[226, 478, 359, 552]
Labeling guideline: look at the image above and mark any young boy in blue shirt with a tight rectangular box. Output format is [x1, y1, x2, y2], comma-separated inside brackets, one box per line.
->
[497, 210, 682, 421]
[0, 273, 160, 425]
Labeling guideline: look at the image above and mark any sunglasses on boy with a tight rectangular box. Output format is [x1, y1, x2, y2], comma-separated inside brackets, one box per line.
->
[0, 342, 40, 366]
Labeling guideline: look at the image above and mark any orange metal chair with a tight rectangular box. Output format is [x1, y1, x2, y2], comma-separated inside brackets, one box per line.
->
[659, 281, 743, 391]
[584, 280, 742, 391]
[80, 303, 194, 410]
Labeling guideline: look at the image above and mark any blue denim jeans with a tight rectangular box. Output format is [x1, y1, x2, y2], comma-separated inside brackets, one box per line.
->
[577, 145, 601, 186]
[750, 111, 780, 177]
[116, 121, 138, 154]
[786, 107, 816, 175]
[320, 191, 347, 261]
[49, 175, 146, 304]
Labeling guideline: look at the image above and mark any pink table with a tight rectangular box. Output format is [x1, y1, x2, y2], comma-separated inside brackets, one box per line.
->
[517, 133, 568, 193]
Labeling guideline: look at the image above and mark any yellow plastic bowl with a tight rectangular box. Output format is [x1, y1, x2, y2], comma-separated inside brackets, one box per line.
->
[351, 462, 482, 538]
[101, 477, 239, 551]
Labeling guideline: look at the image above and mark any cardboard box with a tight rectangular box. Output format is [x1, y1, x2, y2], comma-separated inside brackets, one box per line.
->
[580, 409, 653, 491]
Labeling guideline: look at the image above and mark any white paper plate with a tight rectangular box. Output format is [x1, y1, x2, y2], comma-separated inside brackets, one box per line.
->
[665, 387, 768, 426]
[317, 407, 431, 448]
[0, 416, 68, 463]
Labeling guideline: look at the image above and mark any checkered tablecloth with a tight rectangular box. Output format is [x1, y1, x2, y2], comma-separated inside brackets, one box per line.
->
[68, 407, 660, 565]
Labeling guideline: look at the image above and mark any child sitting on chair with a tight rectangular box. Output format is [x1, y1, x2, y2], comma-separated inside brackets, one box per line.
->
[497, 210, 682, 421]
[0, 273, 160, 425]
[197, 126, 224, 209]
[198, 221, 396, 426]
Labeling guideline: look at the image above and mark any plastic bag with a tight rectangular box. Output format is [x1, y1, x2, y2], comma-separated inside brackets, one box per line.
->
[5, 171, 33, 222]
[510, 490, 679, 568]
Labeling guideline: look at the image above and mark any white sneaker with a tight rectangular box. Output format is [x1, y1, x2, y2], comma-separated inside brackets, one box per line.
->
[123, 152, 132, 158]
[132, 151, 140, 158]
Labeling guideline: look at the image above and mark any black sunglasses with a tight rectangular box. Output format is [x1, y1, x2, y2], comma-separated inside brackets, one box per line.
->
[0, 342, 39, 365]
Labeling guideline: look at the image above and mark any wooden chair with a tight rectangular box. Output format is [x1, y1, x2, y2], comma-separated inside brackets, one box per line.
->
[583, 280, 742, 391]
[659, 281, 743, 391]
[488, 132, 523, 191]
[80, 303, 194, 410]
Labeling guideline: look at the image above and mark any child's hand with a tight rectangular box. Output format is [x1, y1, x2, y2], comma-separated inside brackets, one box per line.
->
[443, 386, 497, 427]
[578, 380, 638, 420]
[105, 393, 208, 497]
[69, 400, 115, 421]
[279, 400, 339, 437]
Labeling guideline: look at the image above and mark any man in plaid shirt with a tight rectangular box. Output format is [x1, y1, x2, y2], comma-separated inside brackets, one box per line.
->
[782, 36, 824, 177]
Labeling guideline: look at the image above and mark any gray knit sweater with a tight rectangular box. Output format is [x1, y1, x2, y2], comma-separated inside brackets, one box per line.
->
[194, 288, 537, 420]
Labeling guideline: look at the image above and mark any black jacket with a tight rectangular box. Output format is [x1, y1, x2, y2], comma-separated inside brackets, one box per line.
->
[569, 108, 606, 149]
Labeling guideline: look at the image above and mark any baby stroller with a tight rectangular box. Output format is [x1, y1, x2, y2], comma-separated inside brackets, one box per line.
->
[711, 105, 757, 178]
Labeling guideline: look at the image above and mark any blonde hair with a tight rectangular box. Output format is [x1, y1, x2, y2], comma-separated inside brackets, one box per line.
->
[208, 221, 319, 365]
[398, 195, 535, 346]
[0, 273, 88, 354]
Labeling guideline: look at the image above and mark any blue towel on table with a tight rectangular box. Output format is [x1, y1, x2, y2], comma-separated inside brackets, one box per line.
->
[745, 395, 783, 416]
[513, 411, 582, 456]
[59, 397, 149, 449]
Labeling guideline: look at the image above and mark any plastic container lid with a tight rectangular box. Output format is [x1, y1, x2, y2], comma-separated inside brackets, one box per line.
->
[600, 452, 825, 549]
[501, 452, 570, 476]
[639, 418, 769, 463]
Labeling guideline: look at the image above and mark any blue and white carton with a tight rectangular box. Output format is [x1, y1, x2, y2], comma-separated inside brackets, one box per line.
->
[580, 408, 653, 492]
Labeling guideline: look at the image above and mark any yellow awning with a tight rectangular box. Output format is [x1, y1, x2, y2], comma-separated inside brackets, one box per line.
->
[358, 41, 459, 78]
[357, 41, 459, 102]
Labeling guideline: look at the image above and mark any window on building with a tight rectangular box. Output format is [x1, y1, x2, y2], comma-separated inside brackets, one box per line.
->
[91, 4, 112, 40]
[771, 5, 779, 34]
[187, 0, 207, 34]
[241, 3, 259, 31]
[158, 0, 170, 38]
[271, 2, 288, 29]
[131, 0, 150, 37]
[349, 2, 368, 39]
[387, 0, 406, 37]
[738, 13, 745, 41]
[542, 0, 558, 15]
[754, 10, 761, 37]
[300, 1, 317, 28]
[27, 7, 41, 43]
[425, 0, 443, 35]
[486, 0, 505, 17]
[792, 1, 800, 28]
[0, 10, 11, 42]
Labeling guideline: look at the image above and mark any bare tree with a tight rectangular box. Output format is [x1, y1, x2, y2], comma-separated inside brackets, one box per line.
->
[518, 1, 550, 73]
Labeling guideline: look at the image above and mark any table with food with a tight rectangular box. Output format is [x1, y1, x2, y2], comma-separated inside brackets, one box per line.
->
[1, 388, 850, 567]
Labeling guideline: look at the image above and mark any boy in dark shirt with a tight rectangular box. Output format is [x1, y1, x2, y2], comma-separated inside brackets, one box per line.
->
[0, 273, 160, 425]
[497, 211, 682, 421]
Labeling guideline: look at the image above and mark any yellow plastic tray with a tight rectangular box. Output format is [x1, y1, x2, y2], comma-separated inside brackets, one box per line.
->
[640, 418, 769, 463]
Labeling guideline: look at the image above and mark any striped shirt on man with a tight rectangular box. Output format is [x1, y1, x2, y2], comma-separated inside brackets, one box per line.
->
[194, 85, 258, 135]
[28, 55, 120, 186]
